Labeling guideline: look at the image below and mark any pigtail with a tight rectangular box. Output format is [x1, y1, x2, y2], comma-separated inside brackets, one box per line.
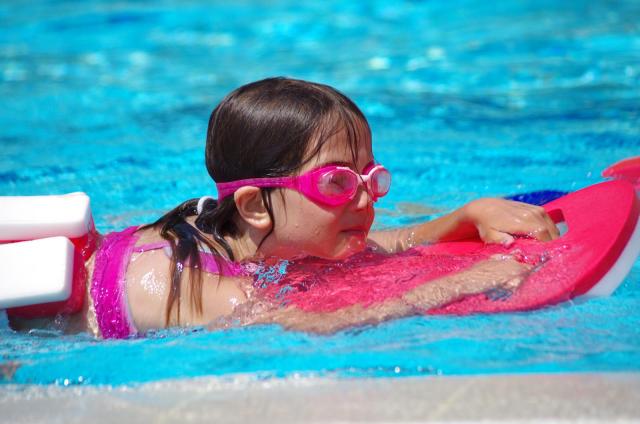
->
[139, 197, 239, 327]
[194, 197, 237, 260]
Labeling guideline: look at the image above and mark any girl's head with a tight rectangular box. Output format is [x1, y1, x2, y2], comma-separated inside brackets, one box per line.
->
[199, 77, 380, 260]
[148, 77, 384, 324]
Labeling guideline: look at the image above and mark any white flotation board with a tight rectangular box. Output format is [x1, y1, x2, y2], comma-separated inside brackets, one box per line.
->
[0, 192, 96, 317]
[0, 192, 92, 241]
[0, 237, 75, 309]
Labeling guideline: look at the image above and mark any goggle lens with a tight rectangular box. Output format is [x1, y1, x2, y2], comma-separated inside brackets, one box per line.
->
[370, 167, 391, 197]
[316, 166, 390, 204]
[317, 169, 358, 198]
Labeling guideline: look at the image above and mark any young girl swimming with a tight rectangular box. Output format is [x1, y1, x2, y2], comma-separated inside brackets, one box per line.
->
[11, 77, 559, 338]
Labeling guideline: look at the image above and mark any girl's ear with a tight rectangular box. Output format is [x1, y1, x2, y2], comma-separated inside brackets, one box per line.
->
[233, 187, 272, 230]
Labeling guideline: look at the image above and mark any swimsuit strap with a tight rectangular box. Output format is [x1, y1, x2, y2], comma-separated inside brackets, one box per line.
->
[133, 239, 244, 276]
[134, 241, 169, 252]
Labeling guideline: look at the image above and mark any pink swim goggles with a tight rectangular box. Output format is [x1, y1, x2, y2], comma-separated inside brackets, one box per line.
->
[216, 164, 391, 206]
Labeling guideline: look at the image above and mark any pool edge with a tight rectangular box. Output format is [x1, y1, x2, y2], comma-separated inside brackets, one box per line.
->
[2, 372, 640, 423]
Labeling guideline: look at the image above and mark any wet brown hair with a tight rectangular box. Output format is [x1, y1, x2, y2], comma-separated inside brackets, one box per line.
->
[142, 77, 371, 327]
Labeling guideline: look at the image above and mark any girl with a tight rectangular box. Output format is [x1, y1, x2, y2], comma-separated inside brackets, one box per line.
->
[13, 77, 559, 338]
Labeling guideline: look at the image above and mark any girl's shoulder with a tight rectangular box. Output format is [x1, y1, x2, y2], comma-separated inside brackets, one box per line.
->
[131, 225, 166, 250]
[124, 223, 250, 331]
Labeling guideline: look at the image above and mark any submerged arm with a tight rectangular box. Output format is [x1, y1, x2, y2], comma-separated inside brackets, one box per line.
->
[210, 256, 530, 334]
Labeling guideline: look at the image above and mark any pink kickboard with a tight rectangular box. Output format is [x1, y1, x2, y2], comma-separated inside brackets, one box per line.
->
[602, 156, 640, 188]
[264, 180, 639, 315]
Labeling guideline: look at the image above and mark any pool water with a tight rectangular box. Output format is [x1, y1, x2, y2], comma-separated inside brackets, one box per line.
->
[1, 0, 639, 386]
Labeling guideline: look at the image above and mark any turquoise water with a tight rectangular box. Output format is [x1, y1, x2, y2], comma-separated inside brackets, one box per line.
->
[1, 0, 639, 386]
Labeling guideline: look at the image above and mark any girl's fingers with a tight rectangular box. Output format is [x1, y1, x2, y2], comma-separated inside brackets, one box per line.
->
[533, 211, 560, 241]
[513, 205, 560, 241]
[530, 228, 553, 242]
[502, 276, 523, 291]
[479, 227, 515, 246]
[470, 199, 562, 244]
[527, 206, 559, 239]
[542, 212, 561, 239]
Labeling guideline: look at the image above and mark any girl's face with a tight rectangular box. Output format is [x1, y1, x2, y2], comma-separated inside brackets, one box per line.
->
[263, 128, 376, 260]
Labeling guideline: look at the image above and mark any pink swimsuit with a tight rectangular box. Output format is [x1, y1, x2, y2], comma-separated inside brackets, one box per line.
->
[90, 226, 244, 339]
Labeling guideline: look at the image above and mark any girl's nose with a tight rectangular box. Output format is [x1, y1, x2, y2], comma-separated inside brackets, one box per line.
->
[353, 183, 373, 210]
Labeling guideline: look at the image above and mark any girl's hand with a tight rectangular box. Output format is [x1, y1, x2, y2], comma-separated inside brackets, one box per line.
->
[402, 255, 532, 310]
[460, 198, 560, 246]
[457, 255, 532, 296]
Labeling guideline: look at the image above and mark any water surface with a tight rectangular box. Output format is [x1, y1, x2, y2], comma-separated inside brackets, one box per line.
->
[1, 0, 639, 386]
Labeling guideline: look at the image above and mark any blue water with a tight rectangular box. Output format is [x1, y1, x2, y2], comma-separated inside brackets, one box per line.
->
[1, 0, 639, 386]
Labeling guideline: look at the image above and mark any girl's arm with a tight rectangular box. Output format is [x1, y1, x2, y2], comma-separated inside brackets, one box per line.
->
[211, 256, 530, 334]
[368, 198, 560, 253]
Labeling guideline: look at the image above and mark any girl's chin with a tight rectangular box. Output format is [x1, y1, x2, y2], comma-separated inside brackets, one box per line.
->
[332, 234, 368, 259]
[296, 232, 370, 261]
